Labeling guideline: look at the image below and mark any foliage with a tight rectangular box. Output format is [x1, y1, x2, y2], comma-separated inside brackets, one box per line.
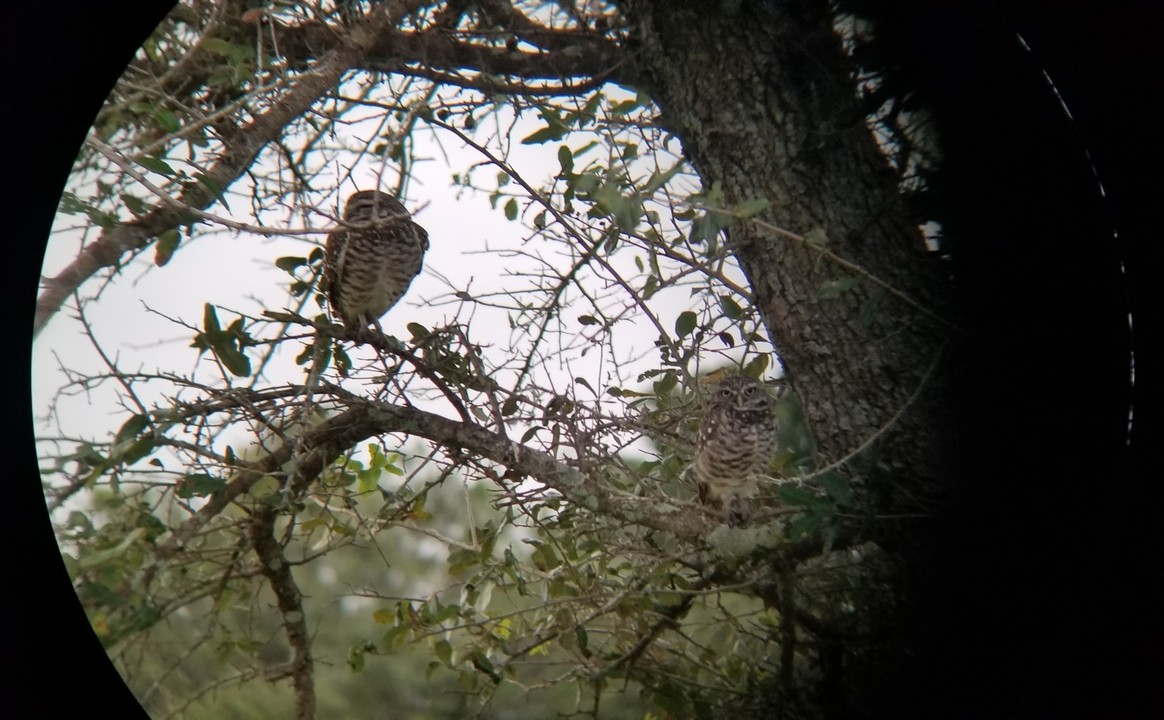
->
[35, 1, 943, 718]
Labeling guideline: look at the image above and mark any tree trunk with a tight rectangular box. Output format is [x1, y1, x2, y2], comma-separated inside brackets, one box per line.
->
[621, 0, 952, 497]
[619, 0, 957, 712]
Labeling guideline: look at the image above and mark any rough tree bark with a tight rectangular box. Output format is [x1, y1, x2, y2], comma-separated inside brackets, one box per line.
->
[620, 1, 957, 709]
[621, 0, 953, 497]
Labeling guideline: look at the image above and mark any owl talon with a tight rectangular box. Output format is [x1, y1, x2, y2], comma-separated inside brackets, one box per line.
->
[726, 498, 752, 527]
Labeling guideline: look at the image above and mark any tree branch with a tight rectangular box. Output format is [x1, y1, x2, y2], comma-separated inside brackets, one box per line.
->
[158, 390, 836, 573]
[270, 5, 629, 88]
[34, 3, 413, 338]
[590, 592, 696, 683]
[250, 506, 315, 720]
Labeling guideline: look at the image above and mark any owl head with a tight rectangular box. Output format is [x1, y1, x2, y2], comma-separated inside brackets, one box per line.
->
[709, 375, 772, 413]
[344, 190, 407, 222]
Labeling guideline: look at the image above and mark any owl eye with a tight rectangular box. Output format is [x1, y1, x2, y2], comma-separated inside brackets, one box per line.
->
[719, 388, 733, 398]
[743, 385, 757, 395]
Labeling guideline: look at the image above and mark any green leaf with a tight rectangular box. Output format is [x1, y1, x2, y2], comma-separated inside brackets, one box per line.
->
[348, 644, 367, 672]
[216, 344, 251, 377]
[575, 626, 589, 653]
[530, 544, 561, 571]
[820, 473, 854, 507]
[653, 372, 678, 396]
[778, 484, 830, 510]
[818, 277, 858, 299]
[675, 311, 698, 339]
[590, 181, 642, 230]
[789, 513, 823, 540]
[521, 126, 562, 144]
[381, 624, 410, 652]
[609, 98, 641, 115]
[571, 171, 600, 195]
[120, 436, 157, 466]
[138, 155, 175, 177]
[504, 198, 518, 221]
[743, 354, 769, 379]
[120, 193, 147, 215]
[577, 314, 600, 326]
[202, 304, 222, 335]
[78, 528, 147, 570]
[334, 345, 352, 377]
[195, 305, 252, 376]
[176, 473, 226, 499]
[295, 342, 312, 366]
[275, 256, 306, 273]
[152, 108, 181, 133]
[406, 322, 431, 341]
[520, 109, 569, 144]
[58, 192, 88, 216]
[201, 37, 237, 56]
[194, 173, 225, 202]
[719, 295, 744, 320]
[804, 227, 829, 247]
[861, 287, 888, 328]
[113, 413, 150, 447]
[603, 227, 620, 253]
[557, 144, 574, 174]
[735, 197, 771, 218]
[357, 466, 380, 494]
[434, 639, 453, 666]
[87, 207, 118, 229]
[154, 228, 180, 266]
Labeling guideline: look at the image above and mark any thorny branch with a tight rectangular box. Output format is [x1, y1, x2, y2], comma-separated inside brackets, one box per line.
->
[158, 385, 841, 567]
[37, 36, 361, 338]
[35, 0, 628, 338]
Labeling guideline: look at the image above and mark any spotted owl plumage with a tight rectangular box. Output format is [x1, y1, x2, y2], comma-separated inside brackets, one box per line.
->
[694, 375, 778, 525]
[323, 190, 429, 332]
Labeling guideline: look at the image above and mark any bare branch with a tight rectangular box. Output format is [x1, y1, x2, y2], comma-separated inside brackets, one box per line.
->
[34, 5, 407, 338]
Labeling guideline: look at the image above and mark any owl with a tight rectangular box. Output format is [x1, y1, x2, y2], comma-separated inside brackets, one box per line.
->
[323, 190, 429, 334]
[693, 375, 778, 526]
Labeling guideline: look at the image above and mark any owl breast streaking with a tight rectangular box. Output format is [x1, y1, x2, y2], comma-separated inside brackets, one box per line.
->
[323, 190, 429, 333]
[694, 375, 778, 526]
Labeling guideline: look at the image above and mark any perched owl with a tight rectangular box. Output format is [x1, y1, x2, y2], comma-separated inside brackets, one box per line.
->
[323, 190, 429, 333]
[694, 375, 778, 526]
